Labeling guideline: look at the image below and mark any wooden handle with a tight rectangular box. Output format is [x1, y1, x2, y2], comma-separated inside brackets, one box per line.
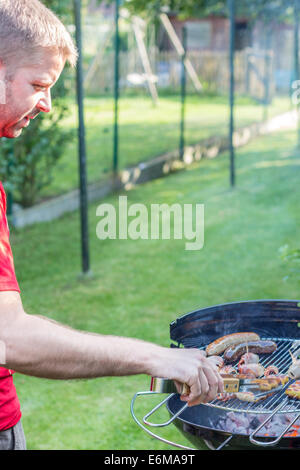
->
[222, 377, 239, 393]
[184, 377, 240, 394]
[181, 383, 190, 395]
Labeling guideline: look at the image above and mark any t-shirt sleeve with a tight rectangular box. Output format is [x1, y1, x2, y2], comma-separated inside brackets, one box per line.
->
[0, 183, 20, 293]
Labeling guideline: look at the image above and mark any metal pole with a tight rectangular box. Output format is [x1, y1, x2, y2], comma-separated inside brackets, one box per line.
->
[179, 26, 187, 161]
[74, 0, 90, 275]
[228, 0, 235, 187]
[294, 0, 300, 147]
[113, 0, 120, 174]
[263, 29, 271, 122]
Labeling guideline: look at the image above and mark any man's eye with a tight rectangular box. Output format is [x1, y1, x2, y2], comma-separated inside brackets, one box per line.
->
[33, 85, 47, 92]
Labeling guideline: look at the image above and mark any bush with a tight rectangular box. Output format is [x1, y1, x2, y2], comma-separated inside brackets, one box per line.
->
[279, 244, 300, 282]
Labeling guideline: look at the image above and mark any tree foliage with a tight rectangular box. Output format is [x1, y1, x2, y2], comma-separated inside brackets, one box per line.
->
[124, 0, 295, 21]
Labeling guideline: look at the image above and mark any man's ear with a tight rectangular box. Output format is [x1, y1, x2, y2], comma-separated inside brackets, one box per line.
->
[0, 59, 5, 79]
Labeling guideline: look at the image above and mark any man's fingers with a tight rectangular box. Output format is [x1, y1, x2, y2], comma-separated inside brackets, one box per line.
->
[174, 348, 224, 406]
[174, 380, 183, 394]
[179, 374, 201, 405]
[201, 367, 219, 402]
[181, 367, 223, 406]
[183, 369, 209, 406]
[217, 371, 224, 394]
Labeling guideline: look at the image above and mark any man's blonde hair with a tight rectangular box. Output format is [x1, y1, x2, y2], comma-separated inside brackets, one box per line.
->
[0, 0, 78, 69]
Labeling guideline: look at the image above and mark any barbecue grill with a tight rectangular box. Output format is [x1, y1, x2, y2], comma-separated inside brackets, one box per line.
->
[131, 300, 300, 450]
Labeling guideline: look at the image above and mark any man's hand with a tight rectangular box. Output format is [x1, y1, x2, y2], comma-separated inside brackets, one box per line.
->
[149, 347, 224, 406]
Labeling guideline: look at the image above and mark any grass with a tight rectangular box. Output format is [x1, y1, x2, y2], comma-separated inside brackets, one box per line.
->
[41, 93, 292, 199]
[10, 127, 300, 450]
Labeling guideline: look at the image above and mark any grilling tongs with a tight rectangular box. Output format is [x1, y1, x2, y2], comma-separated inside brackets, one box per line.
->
[150, 374, 289, 397]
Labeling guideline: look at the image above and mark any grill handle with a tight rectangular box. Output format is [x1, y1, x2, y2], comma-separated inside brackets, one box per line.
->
[143, 392, 189, 427]
[130, 390, 196, 450]
[249, 398, 300, 447]
[130, 389, 235, 451]
[150, 377, 189, 394]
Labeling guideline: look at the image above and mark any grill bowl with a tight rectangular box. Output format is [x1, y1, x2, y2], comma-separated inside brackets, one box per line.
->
[166, 395, 300, 450]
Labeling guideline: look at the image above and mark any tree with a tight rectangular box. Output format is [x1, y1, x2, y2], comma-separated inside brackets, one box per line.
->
[124, 0, 294, 21]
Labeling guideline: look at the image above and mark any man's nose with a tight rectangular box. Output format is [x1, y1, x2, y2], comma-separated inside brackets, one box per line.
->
[37, 90, 52, 114]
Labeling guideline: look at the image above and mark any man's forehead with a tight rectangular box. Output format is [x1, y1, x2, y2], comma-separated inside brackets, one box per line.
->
[21, 50, 65, 83]
[31, 71, 58, 85]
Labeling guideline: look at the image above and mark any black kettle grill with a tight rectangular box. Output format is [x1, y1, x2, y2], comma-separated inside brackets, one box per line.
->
[131, 300, 300, 450]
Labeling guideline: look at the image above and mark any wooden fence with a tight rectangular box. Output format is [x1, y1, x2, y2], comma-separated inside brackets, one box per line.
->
[84, 47, 278, 99]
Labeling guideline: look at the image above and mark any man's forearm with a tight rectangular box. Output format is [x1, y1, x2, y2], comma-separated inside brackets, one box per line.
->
[2, 312, 161, 379]
[0, 292, 224, 405]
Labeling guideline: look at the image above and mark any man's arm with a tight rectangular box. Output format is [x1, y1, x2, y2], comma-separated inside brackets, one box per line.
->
[0, 291, 223, 406]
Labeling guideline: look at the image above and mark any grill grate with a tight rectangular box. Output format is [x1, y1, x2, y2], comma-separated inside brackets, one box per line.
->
[185, 337, 300, 414]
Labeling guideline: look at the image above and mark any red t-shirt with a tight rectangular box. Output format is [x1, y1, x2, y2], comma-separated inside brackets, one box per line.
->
[0, 182, 21, 430]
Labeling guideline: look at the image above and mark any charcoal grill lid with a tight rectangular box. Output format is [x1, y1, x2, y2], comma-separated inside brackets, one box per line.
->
[170, 300, 300, 348]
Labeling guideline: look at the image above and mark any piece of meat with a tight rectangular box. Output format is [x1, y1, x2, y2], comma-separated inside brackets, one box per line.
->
[285, 380, 300, 399]
[220, 365, 237, 375]
[254, 375, 289, 391]
[223, 340, 277, 363]
[238, 352, 260, 365]
[206, 332, 260, 356]
[235, 392, 257, 402]
[264, 365, 279, 376]
[216, 393, 235, 402]
[238, 363, 265, 377]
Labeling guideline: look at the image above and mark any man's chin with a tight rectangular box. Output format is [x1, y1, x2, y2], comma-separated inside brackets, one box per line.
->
[2, 127, 23, 138]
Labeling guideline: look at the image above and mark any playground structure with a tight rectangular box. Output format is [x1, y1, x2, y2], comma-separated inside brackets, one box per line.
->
[83, 8, 203, 105]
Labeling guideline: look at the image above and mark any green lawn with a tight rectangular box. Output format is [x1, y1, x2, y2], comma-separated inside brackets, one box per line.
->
[11, 128, 300, 450]
[41, 93, 292, 199]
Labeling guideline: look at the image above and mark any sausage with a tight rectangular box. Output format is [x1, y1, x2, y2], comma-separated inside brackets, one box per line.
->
[235, 392, 257, 402]
[205, 332, 260, 356]
[223, 340, 277, 363]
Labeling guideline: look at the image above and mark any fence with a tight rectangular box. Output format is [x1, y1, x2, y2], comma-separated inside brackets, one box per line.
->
[84, 47, 279, 100]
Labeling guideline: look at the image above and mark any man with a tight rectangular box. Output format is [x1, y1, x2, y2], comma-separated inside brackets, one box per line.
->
[0, 0, 223, 450]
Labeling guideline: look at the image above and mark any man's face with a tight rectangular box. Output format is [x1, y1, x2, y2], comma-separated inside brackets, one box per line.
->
[0, 49, 65, 138]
